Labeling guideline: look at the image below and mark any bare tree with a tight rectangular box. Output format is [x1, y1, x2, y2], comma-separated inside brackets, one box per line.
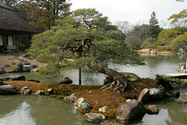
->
[113, 21, 133, 34]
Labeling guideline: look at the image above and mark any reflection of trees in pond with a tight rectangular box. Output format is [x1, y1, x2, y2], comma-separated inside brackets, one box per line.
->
[143, 55, 186, 64]
[165, 102, 187, 125]
[25, 96, 93, 125]
[82, 76, 104, 85]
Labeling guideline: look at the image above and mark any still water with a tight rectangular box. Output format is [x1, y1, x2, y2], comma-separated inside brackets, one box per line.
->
[0, 54, 187, 125]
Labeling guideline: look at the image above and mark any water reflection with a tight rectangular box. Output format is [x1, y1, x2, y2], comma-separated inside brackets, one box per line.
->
[0, 100, 35, 125]
[0, 54, 186, 84]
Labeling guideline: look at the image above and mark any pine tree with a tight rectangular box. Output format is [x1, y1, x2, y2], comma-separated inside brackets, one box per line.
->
[146, 11, 162, 38]
[28, 8, 143, 92]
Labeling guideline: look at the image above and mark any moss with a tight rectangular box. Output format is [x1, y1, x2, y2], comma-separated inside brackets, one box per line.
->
[49, 95, 57, 98]
[3, 78, 160, 119]
[56, 95, 65, 99]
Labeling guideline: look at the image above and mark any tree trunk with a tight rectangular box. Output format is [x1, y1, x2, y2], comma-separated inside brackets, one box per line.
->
[79, 67, 81, 85]
[91, 62, 137, 91]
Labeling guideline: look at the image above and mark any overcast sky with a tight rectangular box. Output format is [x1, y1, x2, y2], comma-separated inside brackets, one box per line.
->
[71, 0, 187, 26]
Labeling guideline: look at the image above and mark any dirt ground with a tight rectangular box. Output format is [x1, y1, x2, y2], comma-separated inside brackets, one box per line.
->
[0, 54, 44, 70]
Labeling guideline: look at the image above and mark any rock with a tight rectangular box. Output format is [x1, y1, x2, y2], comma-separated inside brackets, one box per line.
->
[23, 65, 31, 72]
[85, 113, 105, 123]
[103, 72, 141, 84]
[120, 72, 141, 82]
[35, 90, 44, 95]
[0, 78, 3, 85]
[116, 100, 146, 122]
[64, 93, 77, 102]
[11, 62, 16, 65]
[4, 75, 25, 81]
[8, 58, 14, 60]
[99, 106, 107, 112]
[30, 64, 38, 69]
[0, 67, 5, 74]
[171, 90, 180, 98]
[126, 99, 133, 103]
[4, 64, 10, 67]
[146, 105, 159, 114]
[59, 77, 73, 84]
[24, 61, 30, 65]
[47, 88, 53, 94]
[179, 92, 187, 103]
[74, 97, 92, 113]
[149, 88, 162, 101]
[103, 75, 113, 85]
[21, 86, 32, 95]
[6, 69, 15, 73]
[19, 59, 24, 62]
[27, 79, 40, 83]
[30, 69, 39, 72]
[64, 96, 70, 100]
[16, 62, 23, 72]
[69, 93, 77, 102]
[0, 85, 17, 95]
[138, 88, 150, 102]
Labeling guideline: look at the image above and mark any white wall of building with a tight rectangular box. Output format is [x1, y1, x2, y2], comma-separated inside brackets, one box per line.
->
[8, 36, 13, 45]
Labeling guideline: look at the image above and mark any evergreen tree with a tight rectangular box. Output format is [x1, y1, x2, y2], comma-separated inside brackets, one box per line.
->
[28, 8, 143, 91]
[146, 11, 162, 38]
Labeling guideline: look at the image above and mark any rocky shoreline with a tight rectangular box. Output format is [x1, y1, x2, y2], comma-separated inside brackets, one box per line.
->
[1, 74, 186, 124]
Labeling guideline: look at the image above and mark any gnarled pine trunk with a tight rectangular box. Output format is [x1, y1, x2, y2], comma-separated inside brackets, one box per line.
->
[91, 63, 138, 92]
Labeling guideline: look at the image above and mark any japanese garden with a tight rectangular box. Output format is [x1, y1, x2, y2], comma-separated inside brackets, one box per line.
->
[0, 0, 187, 124]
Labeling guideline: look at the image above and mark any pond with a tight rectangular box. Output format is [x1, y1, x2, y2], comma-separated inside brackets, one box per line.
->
[0, 54, 187, 125]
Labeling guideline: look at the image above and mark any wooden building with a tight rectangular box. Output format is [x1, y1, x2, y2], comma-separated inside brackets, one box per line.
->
[0, 4, 40, 53]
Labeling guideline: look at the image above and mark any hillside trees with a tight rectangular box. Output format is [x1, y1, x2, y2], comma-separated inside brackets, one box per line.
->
[126, 36, 139, 49]
[28, 8, 143, 92]
[157, 27, 187, 51]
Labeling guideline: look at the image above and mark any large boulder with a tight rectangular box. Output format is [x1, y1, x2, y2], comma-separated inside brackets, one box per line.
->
[23, 65, 31, 72]
[138, 88, 162, 102]
[4, 75, 25, 81]
[59, 77, 73, 84]
[74, 97, 92, 113]
[16, 62, 23, 72]
[120, 72, 141, 82]
[21, 86, 32, 95]
[179, 92, 187, 103]
[149, 88, 162, 101]
[85, 113, 105, 123]
[138, 88, 150, 102]
[0, 85, 17, 95]
[24, 61, 30, 65]
[0, 67, 5, 74]
[30, 64, 38, 69]
[116, 100, 146, 122]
